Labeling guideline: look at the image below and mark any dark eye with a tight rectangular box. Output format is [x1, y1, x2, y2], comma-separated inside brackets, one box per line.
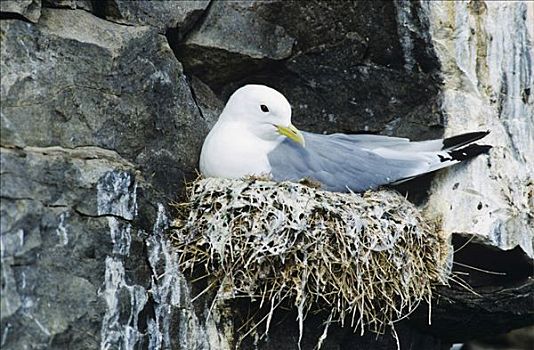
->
[260, 104, 269, 113]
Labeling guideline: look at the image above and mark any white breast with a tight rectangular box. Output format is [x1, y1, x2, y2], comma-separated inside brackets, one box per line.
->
[199, 121, 279, 179]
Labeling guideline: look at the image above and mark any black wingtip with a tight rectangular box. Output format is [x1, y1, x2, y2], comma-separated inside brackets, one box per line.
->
[442, 131, 491, 150]
[443, 144, 492, 162]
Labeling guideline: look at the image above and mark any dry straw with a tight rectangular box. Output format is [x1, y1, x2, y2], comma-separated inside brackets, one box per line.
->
[170, 177, 448, 345]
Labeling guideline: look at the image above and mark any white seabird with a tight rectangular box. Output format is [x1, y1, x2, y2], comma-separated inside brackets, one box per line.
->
[199, 85, 491, 192]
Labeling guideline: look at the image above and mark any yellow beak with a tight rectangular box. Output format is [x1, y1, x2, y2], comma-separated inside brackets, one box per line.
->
[276, 124, 305, 147]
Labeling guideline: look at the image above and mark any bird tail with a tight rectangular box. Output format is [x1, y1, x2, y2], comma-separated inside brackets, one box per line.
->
[385, 130, 491, 153]
[441, 130, 490, 150]
[427, 143, 492, 172]
[388, 132, 492, 185]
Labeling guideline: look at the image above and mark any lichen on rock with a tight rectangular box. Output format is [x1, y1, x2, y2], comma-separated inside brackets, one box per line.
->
[170, 177, 448, 346]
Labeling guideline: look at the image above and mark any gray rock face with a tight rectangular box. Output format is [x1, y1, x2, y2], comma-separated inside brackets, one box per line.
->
[422, 1, 534, 258]
[0, 7, 227, 350]
[1, 8, 209, 197]
[0, 146, 141, 348]
[0, 0, 41, 22]
[177, 1, 295, 87]
[189, 75, 224, 130]
[178, 1, 443, 141]
[0, 146, 229, 349]
[101, 0, 210, 35]
[1, 1, 532, 349]
[42, 0, 93, 12]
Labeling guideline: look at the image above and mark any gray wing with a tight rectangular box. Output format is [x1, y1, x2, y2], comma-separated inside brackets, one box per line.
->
[327, 131, 490, 151]
[268, 132, 430, 192]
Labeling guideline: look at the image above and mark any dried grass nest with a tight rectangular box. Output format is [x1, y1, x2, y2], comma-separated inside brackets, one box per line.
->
[170, 177, 448, 343]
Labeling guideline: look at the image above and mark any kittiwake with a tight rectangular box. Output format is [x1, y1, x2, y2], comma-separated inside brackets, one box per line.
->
[199, 85, 491, 192]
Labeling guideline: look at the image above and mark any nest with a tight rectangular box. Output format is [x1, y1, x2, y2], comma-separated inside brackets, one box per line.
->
[170, 178, 447, 345]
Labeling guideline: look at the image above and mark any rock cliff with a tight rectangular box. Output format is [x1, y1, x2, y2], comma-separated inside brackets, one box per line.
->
[1, 1, 532, 349]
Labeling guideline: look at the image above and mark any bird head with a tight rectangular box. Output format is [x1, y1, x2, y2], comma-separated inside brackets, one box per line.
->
[220, 84, 305, 147]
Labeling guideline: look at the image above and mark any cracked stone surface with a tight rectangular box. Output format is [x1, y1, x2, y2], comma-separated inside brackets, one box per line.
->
[422, 1, 534, 258]
[1, 1, 533, 349]
[0, 0, 41, 22]
[0, 146, 142, 348]
[99, 0, 210, 35]
[0, 146, 229, 349]
[177, 1, 444, 142]
[42, 0, 93, 11]
[0, 8, 210, 197]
